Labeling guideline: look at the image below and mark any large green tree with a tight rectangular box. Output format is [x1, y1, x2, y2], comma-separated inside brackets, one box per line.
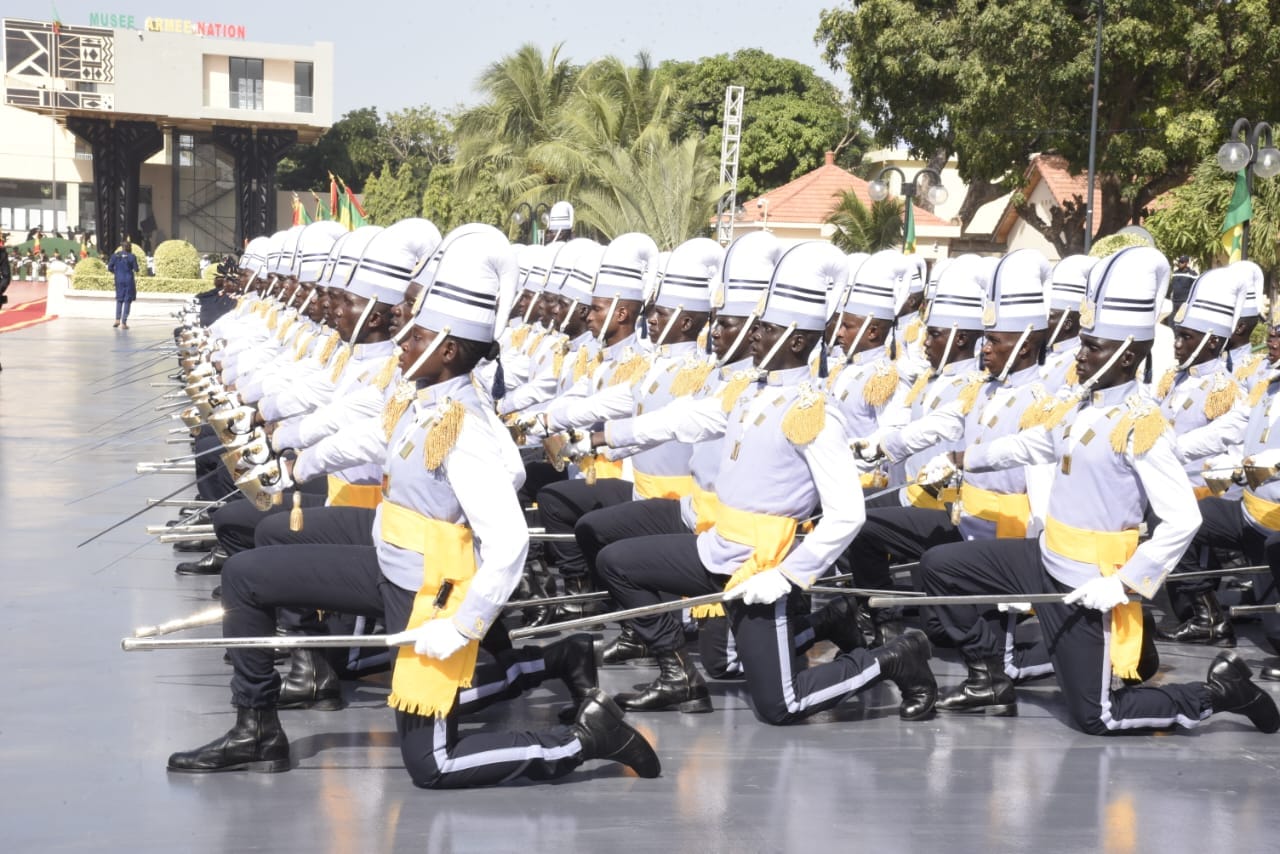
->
[277, 107, 387, 192]
[657, 49, 862, 197]
[816, 0, 1280, 253]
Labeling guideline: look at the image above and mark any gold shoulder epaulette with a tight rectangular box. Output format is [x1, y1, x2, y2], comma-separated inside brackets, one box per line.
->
[382, 380, 415, 440]
[957, 371, 990, 416]
[1203, 372, 1240, 421]
[903, 370, 931, 406]
[670, 359, 715, 398]
[1110, 395, 1168, 457]
[373, 353, 400, 392]
[1017, 384, 1053, 430]
[424, 400, 466, 470]
[862, 360, 900, 408]
[509, 325, 530, 350]
[607, 349, 650, 387]
[1154, 367, 1176, 401]
[718, 371, 755, 414]
[782, 383, 827, 446]
[1064, 360, 1079, 386]
[329, 344, 353, 382]
[1235, 353, 1264, 382]
[1249, 378, 1272, 408]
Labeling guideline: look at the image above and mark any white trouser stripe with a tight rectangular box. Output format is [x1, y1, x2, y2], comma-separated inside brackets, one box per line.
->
[772, 599, 880, 713]
[431, 717, 581, 776]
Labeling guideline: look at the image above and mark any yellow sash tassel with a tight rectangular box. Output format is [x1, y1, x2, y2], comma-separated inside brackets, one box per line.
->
[959, 483, 1029, 538]
[1243, 490, 1280, 531]
[327, 475, 384, 509]
[906, 483, 958, 511]
[1044, 516, 1141, 680]
[316, 331, 341, 366]
[716, 504, 799, 592]
[1154, 368, 1175, 401]
[380, 503, 480, 716]
[633, 472, 694, 501]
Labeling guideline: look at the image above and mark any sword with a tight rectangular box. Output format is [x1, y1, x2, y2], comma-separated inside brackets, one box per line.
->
[808, 586, 924, 598]
[867, 592, 1137, 608]
[78, 472, 216, 548]
[508, 591, 731, 641]
[1164, 565, 1271, 582]
[133, 606, 225, 638]
[1227, 603, 1280, 616]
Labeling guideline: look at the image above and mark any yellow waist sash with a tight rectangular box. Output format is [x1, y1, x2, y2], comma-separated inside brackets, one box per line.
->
[691, 485, 720, 535]
[716, 504, 799, 591]
[379, 500, 480, 717]
[591, 458, 625, 480]
[633, 471, 695, 501]
[860, 472, 888, 489]
[1044, 515, 1143, 681]
[1243, 490, 1280, 531]
[327, 475, 384, 509]
[906, 483, 959, 511]
[960, 483, 1030, 538]
[1192, 485, 1214, 501]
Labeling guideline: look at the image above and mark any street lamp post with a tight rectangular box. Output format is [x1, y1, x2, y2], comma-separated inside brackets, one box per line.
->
[510, 202, 551, 245]
[756, 197, 770, 232]
[867, 166, 948, 251]
[1216, 118, 1280, 260]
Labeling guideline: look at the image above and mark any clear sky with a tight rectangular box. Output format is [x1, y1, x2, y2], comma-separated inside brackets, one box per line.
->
[19, 1, 847, 117]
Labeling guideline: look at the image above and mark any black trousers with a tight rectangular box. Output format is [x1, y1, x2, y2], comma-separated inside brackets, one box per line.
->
[922, 538, 1212, 735]
[221, 545, 583, 788]
[212, 489, 328, 555]
[193, 429, 235, 502]
[1166, 497, 1280, 638]
[597, 533, 884, 724]
[536, 478, 634, 581]
[841, 505, 958, 591]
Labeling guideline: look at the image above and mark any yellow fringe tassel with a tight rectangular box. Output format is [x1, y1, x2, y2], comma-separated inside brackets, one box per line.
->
[957, 372, 990, 416]
[424, 400, 466, 471]
[373, 352, 400, 392]
[381, 381, 415, 440]
[265, 306, 280, 332]
[316, 331, 341, 366]
[1065, 360, 1079, 386]
[904, 371, 931, 407]
[782, 385, 826, 446]
[1110, 398, 1168, 457]
[291, 330, 314, 362]
[329, 345, 352, 383]
[524, 331, 548, 356]
[1235, 354, 1264, 382]
[670, 361, 715, 398]
[572, 345, 599, 383]
[824, 361, 845, 392]
[288, 492, 304, 532]
[862, 362, 900, 407]
[607, 352, 651, 387]
[1249, 380, 1270, 408]
[1203, 375, 1239, 420]
[696, 326, 709, 351]
[1154, 368, 1175, 401]
[275, 316, 295, 344]
[509, 325, 530, 351]
[718, 371, 755, 414]
[903, 316, 922, 345]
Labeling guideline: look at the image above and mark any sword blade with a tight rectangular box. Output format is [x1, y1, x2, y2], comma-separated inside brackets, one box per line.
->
[509, 592, 728, 641]
[868, 592, 1080, 608]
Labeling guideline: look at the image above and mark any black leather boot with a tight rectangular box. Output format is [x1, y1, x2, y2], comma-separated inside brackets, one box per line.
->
[618, 647, 713, 713]
[167, 707, 290, 773]
[277, 649, 344, 710]
[1259, 660, 1280, 682]
[937, 656, 1017, 716]
[541, 634, 598, 723]
[517, 557, 556, 627]
[176, 546, 228, 576]
[1205, 651, 1280, 733]
[1157, 591, 1236, 647]
[597, 623, 656, 666]
[872, 629, 937, 720]
[173, 538, 218, 553]
[571, 688, 661, 778]
[808, 596, 867, 654]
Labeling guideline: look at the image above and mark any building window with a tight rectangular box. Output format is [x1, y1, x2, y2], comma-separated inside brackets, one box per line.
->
[229, 57, 264, 110]
[294, 61, 314, 113]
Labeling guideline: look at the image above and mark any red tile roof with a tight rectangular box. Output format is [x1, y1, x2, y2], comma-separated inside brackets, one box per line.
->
[733, 152, 951, 228]
[995, 154, 1102, 240]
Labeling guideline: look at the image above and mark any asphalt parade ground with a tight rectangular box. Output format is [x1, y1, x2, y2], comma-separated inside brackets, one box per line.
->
[2, 317, 1278, 852]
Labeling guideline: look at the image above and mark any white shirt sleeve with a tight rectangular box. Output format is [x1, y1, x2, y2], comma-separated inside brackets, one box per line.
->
[1119, 432, 1202, 599]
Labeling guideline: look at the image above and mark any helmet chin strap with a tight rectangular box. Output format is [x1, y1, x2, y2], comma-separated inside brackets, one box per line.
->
[756, 322, 797, 373]
[842, 315, 872, 363]
[935, 326, 958, 375]
[297, 288, 316, 315]
[403, 325, 450, 381]
[995, 324, 1034, 383]
[1175, 332, 1213, 371]
[262, 276, 279, 300]
[559, 300, 578, 333]
[349, 298, 378, 347]
[596, 295, 620, 345]
[1048, 309, 1071, 349]
[719, 312, 757, 367]
[1079, 336, 1132, 392]
[653, 305, 683, 348]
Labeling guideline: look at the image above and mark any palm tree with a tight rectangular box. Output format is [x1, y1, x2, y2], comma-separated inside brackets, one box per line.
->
[825, 190, 904, 253]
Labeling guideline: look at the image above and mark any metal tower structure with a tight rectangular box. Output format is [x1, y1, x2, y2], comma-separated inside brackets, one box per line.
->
[714, 85, 745, 245]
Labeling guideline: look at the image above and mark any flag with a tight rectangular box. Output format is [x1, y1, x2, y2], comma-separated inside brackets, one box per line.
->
[902, 199, 917, 254]
[51, 5, 63, 35]
[311, 191, 330, 221]
[328, 173, 340, 223]
[343, 181, 370, 228]
[337, 184, 352, 230]
[290, 193, 311, 226]
[1220, 169, 1252, 263]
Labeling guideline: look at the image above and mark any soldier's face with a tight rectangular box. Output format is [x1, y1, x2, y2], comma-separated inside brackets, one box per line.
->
[750, 321, 788, 369]
[399, 325, 443, 382]
[511, 290, 532, 320]
[1173, 325, 1217, 366]
[1075, 333, 1127, 387]
[924, 326, 955, 370]
[981, 330, 1021, 376]
[335, 292, 368, 342]
[1269, 329, 1280, 363]
[586, 297, 614, 339]
[712, 314, 749, 362]
[834, 313, 870, 353]
[647, 304, 675, 342]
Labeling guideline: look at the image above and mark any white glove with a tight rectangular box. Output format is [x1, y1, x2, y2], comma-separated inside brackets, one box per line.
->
[723, 569, 793, 606]
[408, 619, 470, 660]
[1063, 575, 1129, 611]
[240, 435, 273, 466]
[852, 438, 885, 463]
[917, 453, 956, 489]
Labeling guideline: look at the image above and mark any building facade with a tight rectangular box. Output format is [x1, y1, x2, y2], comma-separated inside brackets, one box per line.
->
[1, 17, 332, 255]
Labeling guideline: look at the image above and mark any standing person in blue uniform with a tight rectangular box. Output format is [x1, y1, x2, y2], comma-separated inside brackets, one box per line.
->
[107, 239, 139, 329]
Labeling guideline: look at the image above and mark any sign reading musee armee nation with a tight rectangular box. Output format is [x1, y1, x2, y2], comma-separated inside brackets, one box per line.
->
[87, 13, 247, 39]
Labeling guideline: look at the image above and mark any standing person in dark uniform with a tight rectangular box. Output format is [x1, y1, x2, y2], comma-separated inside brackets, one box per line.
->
[107, 239, 139, 329]
[1169, 255, 1197, 323]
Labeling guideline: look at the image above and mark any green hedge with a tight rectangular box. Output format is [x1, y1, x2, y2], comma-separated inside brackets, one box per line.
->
[202, 263, 220, 280]
[73, 257, 108, 283]
[71, 273, 209, 294]
[155, 239, 201, 278]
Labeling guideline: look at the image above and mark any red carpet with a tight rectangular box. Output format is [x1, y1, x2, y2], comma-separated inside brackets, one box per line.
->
[0, 297, 56, 333]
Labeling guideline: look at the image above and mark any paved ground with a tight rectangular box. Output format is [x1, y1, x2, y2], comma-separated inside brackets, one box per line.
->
[3, 317, 1279, 853]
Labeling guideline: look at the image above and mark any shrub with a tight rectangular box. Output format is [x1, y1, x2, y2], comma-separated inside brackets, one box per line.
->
[1088, 233, 1152, 259]
[202, 263, 220, 280]
[73, 256, 108, 284]
[154, 239, 201, 279]
[70, 273, 209, 294]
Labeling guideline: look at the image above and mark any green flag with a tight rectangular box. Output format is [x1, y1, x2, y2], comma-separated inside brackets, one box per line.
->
[1220, 169, 1252, 262]
[903, 200, 917, 254]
